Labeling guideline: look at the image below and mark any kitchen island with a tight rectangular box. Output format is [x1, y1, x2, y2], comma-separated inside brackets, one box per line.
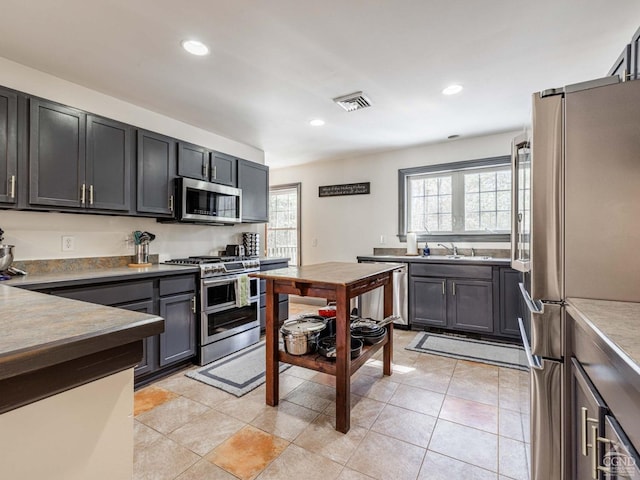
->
[0, 284, 164, 480]
[253, 262, 399, 433]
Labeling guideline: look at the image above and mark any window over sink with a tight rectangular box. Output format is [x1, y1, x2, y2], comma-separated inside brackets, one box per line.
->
[398, 156, 511, 242]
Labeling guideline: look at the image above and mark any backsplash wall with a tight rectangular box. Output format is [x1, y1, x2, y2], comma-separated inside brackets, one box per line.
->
[1, 210, 260, 261]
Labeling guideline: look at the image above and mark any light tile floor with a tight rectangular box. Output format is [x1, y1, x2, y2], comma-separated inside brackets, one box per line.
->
[134, 303, 531, 480]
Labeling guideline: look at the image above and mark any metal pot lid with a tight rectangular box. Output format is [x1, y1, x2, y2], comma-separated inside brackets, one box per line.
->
[281, 316, 327, 334]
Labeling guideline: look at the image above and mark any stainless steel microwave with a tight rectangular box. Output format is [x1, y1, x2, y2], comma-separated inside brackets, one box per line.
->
[176, 177, 242, 224]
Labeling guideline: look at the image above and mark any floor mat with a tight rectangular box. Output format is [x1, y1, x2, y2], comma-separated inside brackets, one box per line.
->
[186, 341, 290, 396]
[406, 332, 528, 371]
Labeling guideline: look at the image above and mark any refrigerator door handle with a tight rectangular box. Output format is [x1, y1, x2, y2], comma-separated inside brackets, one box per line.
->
[519, 282, 543, 314]
[518, 317, 543, 370]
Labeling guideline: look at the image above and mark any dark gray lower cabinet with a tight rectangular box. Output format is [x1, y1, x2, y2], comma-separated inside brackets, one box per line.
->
[499, 267, 521, 337]
[449, 279, 493, 333]
[570, 359, 607, 480]
[409, 263, 521, 338]
[411, 277, 447, 327]
[159, 293, 196, 366]
[40, 273, 196, 382]
[259, 259, 289, 328]
[411, 276, 493, 333]
[119, 299, 157, 376]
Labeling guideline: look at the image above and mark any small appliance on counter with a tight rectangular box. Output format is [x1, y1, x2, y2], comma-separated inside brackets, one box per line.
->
[225, 244, 245, 257]
[0, 228, 16, 281]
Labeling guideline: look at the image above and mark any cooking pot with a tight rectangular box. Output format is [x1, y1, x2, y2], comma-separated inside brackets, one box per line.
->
[280, 316, 327, 355]
[317, 336, 363, 359]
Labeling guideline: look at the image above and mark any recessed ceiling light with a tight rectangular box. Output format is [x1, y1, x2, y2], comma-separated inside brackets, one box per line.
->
[309, 119, 325, 126]
[442, 84, 463, 95]
[181, 40, 209, 56]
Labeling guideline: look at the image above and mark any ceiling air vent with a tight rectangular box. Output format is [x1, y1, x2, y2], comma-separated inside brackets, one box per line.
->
[332, 91, 372, 112]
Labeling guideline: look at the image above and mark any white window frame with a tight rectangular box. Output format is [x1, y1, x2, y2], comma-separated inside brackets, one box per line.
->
[398, 156, 511, 242]
[266, 183, 301, 266]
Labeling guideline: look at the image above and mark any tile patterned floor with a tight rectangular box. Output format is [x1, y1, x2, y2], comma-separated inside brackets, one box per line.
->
[134, 303, 531, 480]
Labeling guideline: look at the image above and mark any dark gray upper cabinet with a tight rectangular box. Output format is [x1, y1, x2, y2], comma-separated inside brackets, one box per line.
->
[211, 151, 236, 186]
[178, 141, 209, 181]
[177, 143, 237, 187]
[29, 99, 132, 212]
[29, 99, 86, 208]
[0, 87, 17, 205]
[237, 158, 269, 223]
[86, 115, 131, 211]
[137, 129, 176, 216]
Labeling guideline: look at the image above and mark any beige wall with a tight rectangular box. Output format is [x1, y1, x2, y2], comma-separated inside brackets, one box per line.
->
[0, 369, 134, 480]
[0, 56, 264, 261]
[270, 131, 520, 265]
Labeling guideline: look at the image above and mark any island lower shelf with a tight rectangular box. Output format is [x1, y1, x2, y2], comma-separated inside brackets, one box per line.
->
[278, 335, 389, 376]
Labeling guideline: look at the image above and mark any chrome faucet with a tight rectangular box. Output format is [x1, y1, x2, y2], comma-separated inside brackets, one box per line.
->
[437, 243, 457, 255]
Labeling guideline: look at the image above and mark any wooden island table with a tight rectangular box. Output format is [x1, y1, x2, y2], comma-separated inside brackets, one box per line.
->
[253, 261, 400, 433]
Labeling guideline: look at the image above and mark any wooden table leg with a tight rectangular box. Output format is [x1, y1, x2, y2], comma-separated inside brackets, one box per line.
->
[383, 275, 393, 376]
[335, 286, 350, 433]
[265, 279, 280, 406]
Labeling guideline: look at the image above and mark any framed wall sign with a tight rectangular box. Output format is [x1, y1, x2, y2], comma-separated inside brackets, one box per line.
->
[318, 182, 370, 197]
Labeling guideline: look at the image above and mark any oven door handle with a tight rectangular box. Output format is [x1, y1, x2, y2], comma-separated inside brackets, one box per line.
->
[202, 277, 237, 287]
[519, 282, 543, 315]
[518, 317, 543, 370]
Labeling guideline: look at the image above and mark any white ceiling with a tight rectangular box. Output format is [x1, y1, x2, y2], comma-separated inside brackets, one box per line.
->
[1, 1, 639, 167]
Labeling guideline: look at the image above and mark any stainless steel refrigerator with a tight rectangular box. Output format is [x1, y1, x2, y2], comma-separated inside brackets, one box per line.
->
[511, 77, 640, 480]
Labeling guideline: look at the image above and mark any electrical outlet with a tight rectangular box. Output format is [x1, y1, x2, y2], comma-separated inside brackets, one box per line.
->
[379, 235, 385, 244]
[62, 235, 75, 251]
[312, 238, 318, 247]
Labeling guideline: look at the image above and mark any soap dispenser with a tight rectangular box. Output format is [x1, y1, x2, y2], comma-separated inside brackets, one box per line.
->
[423, 243, 430, 256]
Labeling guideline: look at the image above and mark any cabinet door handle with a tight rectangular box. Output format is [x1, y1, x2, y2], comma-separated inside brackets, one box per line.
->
[213, 165, 217, 179]
[89, 185, 94, 205]
[581, 407, 599, 457]
[191, 296, 197, 313]
[442, 280, 445, 295]
[595, 434, 612, 476]
[81, 183, 86, 205]
[452, 282, 456, 296]
[169, 194, 174, 212]
[591, 425, 599, 479]
[203, 162, 208, 178]
[9, 175, 15, 199]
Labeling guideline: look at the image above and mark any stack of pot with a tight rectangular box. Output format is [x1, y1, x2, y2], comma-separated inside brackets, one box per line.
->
[242, 232, 260, 257]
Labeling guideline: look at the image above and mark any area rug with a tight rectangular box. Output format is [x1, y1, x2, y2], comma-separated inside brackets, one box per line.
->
[186, 341, 290, 397]
[406, 332, 528, 371]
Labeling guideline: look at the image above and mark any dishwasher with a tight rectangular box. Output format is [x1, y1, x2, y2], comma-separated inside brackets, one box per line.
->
[356, 262, 408, 328]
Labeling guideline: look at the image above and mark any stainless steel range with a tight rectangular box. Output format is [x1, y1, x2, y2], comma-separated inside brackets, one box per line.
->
[165, 256, 260, 365]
